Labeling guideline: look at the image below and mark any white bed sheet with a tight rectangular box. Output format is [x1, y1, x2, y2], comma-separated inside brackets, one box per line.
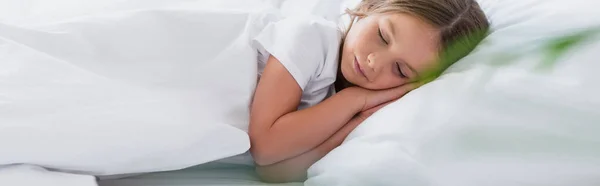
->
[0, 0, 348, 185]
[0, 165, 97, 186]
[97, 162, 302, 186]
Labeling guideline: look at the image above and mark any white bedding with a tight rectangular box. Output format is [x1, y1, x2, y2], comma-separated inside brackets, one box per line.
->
[0, 0, 344, 185]
[0, 165, 97, 186]
[4, 0, 599, 185]
[306, 0, 600, 185]
[98, 163, 302, 186]
[0, 163, 301, 186]
[0, 1, 269, 175]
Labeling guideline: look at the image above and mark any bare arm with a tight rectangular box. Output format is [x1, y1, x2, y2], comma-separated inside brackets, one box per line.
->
[249, 55, 363, 166]
[250, 55, 418, 166]
[255, 103, 392, 183]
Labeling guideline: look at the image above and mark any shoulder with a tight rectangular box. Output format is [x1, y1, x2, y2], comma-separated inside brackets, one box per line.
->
[267, 15, 342, 43]
[253, 15, 342, 69]
[253, 15, 341, 93]
[284, 15, 340, 30]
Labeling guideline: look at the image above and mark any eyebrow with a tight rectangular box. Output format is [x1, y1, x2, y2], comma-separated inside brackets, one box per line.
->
[387, 19, 420, 78]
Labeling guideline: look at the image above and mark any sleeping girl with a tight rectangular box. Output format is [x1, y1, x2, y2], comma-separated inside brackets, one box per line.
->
[248, 0, 489, 182]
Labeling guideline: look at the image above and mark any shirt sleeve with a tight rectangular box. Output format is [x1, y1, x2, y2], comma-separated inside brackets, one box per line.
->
[253, 16, 337, 91]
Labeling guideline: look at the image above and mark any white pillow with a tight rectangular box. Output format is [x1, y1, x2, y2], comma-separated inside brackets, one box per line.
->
[0, 1, 277, 175]
[306, 0, 600, 185]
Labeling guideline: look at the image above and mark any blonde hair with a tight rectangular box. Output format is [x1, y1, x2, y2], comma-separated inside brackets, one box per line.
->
[336, 0, 489, 90]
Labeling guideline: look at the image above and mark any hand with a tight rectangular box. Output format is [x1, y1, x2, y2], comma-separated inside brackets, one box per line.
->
[353, 101, 394, 123]
[342, 82, 421, 112]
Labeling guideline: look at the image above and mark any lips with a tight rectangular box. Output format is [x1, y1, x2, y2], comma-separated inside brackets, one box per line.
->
[354, 57, 367, 79]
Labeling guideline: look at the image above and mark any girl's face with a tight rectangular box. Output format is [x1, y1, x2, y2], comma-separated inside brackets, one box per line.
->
[340, 13, 441, 90]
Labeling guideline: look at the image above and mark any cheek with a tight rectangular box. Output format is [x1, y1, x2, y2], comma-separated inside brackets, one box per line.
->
[350, 32, 372, 51]
[344, 25, 373, 53]
[342, 35, 358, 53]
[372, 74, 405, 89]
[339, 43, 354, 81]
[341, 39, 353, 69]
[341, 35, 360, 75]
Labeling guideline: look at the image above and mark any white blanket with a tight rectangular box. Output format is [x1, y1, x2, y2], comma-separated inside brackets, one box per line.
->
[0, 165, 97, 186]
[0, 0, 360, 184]
[0, 0, 286, 178]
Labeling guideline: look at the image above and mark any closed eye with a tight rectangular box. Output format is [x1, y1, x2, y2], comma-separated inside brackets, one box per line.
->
[396, 62, 407, 78]
[378, 28, 388, 45]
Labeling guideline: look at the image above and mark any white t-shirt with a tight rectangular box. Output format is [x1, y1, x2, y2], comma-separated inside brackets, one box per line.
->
[214, 14, 343, 166]
[253, 15, 342, 109]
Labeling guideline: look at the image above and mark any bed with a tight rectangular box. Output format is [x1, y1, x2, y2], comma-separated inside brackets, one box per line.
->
[0, 1, 345, 185]
[98, 162, 302, 186]
[2, 0, 600, 185]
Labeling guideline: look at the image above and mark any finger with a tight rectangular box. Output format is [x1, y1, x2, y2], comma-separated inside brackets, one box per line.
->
[392, 81, 422, 92]
[365, 101, 393, 113]
[368, 82, 421, 108]
[360, 100, 395, 117]
[385, 81, 422, 98]
[363, 98, 395, 113]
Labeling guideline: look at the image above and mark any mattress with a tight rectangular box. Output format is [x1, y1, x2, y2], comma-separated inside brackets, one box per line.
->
[98, 162, 303, 186]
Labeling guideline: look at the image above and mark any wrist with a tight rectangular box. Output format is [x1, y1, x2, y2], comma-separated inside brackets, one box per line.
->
[314, 116, 364, 156]
[338, 88, 366, 112]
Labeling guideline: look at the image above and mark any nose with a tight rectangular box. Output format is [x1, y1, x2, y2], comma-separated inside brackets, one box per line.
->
[366, 52, 391, 73]
[367, 53, 377, 71]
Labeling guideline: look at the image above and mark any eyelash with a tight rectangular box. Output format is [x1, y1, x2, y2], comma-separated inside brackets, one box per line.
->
[396, 63, 407, 78]
[379, 27, 406, 78]
[378, 28, 388, 45]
